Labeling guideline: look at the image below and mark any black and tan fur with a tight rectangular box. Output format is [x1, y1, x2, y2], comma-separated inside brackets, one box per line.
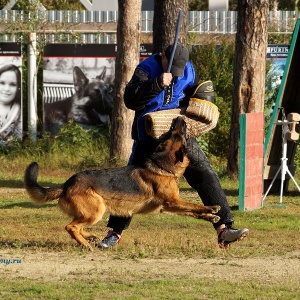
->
[24, 117, 220, 251]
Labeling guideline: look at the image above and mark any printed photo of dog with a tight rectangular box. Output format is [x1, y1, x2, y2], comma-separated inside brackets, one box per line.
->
[43, 58, 114, 135]
[24, 117, 220, 251]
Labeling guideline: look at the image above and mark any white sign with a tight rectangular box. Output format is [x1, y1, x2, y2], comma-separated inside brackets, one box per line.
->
[209, 0, 228, 11]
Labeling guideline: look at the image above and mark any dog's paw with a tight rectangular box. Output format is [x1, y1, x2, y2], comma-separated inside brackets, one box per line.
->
[211, 205, 221, 213]
[196, 213, 220, 223]
[87, 236, 100, 242]
[210, 215, 220, 223]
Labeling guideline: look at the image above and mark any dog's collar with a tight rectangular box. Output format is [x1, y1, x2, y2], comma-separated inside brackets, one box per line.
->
[145, 159, 177, 178]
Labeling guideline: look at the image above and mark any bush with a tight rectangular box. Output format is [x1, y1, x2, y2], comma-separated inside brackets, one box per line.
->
[0, 121, 111, 173]
[189, 40, 235, 161]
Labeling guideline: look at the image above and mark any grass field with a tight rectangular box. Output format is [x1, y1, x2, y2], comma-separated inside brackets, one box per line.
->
[1, 165, 300, 299]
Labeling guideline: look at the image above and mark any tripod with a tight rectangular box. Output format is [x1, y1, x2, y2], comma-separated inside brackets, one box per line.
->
[262, 110, 300, 204]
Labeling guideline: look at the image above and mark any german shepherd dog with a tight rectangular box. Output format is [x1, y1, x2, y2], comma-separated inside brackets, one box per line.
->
[25, 117, 220, 251]
[44, 66, 114, 134]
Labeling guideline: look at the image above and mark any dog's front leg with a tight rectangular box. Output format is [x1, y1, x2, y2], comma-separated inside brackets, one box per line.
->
[161, 198, 221, 223]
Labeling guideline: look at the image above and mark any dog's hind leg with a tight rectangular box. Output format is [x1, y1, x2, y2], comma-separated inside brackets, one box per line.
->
[65, 219, 95, 251]
[60, 190, 106, 250]
[65, 208, 105, 250]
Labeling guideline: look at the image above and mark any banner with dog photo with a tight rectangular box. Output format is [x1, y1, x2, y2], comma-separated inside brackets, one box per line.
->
[43, 44, 153, 135]
[0, 42, 22, 145]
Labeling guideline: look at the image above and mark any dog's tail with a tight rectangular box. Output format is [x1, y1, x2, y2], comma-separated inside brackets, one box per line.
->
[24, 162, 63, 204]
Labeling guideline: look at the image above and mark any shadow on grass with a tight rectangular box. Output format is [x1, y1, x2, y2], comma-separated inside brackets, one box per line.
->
[0, 179, 25, 188]
[178, 187, 240, 211]
[0, 239, 73, 251]
[180, 187, 239, 197]
[265, 190, 300, 197]
[230, 205, 239, 211]
[0, 179, 60, 189]
[0, 202, 56, 209]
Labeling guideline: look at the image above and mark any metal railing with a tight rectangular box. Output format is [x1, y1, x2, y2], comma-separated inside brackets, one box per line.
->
[0, 10, 299, 42]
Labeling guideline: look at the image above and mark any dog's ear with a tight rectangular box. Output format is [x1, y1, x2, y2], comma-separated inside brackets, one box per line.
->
[73, 66, 89, 92]
[175, 146, 185, 163]
[96, 66, 107, 81]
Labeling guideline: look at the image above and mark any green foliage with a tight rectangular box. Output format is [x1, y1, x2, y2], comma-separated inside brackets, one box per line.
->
[229, 0, 238, 10]
[189, 0, 208, 11]
[269, 32, 293, 44]
[55, 121, 94, 148]
[0, 0, 85, 10]
[273, 0, 299, 10]
[41, 0, 85, 10]
[189, 40, 235, 160]
[0, 121, 110, 172]
[294, 145, 300, 166]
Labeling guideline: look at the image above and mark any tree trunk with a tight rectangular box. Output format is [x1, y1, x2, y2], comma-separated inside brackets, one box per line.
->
[227, 0, 269, 177]
[153, 0, 188, 53]
[110, 0, 141, 163]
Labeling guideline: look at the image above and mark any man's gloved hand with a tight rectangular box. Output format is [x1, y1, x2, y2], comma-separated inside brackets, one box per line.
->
[191, 80, 215, 103]
[183, 80, 219, 137]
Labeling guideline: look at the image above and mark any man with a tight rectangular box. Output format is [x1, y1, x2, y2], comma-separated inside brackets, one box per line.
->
[98, 43, 249, 249]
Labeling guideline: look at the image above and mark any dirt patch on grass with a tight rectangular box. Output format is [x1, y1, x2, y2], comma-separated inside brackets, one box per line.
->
[1, 249, 300, 283]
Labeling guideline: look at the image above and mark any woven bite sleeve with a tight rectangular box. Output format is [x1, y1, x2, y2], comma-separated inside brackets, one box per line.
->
[144, 98, 219, 139]
[183, 98, 219, 138]
[144, 108, 183, 139]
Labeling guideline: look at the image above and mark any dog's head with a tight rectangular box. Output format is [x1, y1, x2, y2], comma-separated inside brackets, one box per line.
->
[157, 116, 187, 160]
[73, 66, 114, 123]
[151, 117, 189, 177]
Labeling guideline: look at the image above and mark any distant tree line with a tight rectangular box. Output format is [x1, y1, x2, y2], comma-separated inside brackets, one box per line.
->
[0, 0, 84, 10]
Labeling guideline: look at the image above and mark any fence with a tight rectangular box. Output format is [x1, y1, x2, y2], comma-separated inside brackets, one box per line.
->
[0, 10, 299, 43]
[43, 83, 75, 104]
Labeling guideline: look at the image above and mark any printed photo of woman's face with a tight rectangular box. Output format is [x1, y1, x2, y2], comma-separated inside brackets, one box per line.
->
[0, 70, 18, 105]
[0, 44, 22, 144]
[0, 62, 22, 144]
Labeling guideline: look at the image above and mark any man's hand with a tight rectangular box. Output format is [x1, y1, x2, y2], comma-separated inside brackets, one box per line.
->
[160, 73, 173, 87]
